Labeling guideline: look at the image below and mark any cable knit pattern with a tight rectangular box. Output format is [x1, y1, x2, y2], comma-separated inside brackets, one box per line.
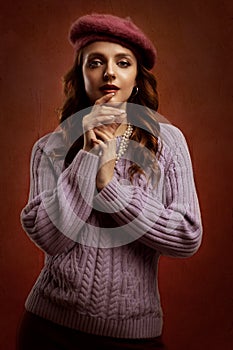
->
[21, 123, 202, 339]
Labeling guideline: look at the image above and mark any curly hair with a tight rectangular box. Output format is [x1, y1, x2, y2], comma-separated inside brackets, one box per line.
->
[58, 50, 160, 181]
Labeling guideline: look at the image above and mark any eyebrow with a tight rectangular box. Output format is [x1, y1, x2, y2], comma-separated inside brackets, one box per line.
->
[86, 52, 135, 60]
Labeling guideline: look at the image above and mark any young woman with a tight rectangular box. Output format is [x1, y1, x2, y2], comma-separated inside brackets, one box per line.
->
[17, 14, 202, 350]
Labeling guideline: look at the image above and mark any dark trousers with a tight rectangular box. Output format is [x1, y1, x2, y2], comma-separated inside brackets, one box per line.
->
[17, 311, 166, 350]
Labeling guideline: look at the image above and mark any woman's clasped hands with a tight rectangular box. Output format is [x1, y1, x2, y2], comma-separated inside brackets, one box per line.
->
[82, 93, 127, 190]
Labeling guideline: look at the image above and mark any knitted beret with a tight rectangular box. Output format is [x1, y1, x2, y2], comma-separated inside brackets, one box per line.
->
[69, 14, 157, 70]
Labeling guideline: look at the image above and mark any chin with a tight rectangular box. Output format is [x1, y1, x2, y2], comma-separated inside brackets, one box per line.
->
[106, 100, 126, 108]
[108, 95, 129, 106]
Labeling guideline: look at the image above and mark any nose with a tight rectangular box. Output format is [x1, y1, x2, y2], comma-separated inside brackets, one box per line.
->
[103, 62, 116, 81]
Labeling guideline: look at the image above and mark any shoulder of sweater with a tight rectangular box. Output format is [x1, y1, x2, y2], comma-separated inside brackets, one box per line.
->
[155, 121, 189, 170]
[158, 122, 187, 150]
[32, 130, 65, 156]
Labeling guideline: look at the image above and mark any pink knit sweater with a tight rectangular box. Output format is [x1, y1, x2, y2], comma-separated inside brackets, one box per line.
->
[21, 123, 202, 339]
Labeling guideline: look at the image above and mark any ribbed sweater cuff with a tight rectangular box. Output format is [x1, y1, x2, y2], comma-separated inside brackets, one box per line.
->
[94, 177, 136, 212]
[72, 150, 99, 178]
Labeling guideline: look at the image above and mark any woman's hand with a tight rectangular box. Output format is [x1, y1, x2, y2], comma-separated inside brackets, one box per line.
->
[94, 124, 117, 191]
[82, 93, 127, 190]
[83, 93, 126, 152]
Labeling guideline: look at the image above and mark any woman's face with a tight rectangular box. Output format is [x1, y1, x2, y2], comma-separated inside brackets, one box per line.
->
[82, 41, 137, 104]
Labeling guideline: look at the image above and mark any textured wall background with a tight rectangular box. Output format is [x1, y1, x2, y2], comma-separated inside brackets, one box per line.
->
[0, 0, 232, 349]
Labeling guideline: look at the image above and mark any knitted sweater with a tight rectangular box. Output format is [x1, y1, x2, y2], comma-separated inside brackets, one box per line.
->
[21, 122, 202, 339]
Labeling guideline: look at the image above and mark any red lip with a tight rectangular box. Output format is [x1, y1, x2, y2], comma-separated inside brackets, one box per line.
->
[100, 84, 120, 92]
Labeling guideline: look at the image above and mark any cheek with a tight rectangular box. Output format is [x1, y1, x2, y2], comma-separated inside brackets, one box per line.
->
[123, 70, 137, 89]
[83, 78, 98, 102]
[83, 72, 92, 92]
[82, 66, 97, 88]
[124, 78, 137, 94]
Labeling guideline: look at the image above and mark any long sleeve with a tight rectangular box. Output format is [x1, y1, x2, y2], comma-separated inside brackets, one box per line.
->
[94, 125, 202, 257]
[21, 134, 99, 255]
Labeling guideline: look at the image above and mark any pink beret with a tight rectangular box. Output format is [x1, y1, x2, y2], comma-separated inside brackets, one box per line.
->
[69, 14, 157, 70]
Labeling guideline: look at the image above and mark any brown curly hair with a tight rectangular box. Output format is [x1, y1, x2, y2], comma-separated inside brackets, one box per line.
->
[58, 51, 160, 181]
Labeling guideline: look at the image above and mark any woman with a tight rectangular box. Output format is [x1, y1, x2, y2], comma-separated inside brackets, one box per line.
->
[17, 14, 202, 350]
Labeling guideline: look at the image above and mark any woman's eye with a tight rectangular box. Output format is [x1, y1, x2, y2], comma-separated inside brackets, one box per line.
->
[88, 60, 102, 68]
[118, 60, 131, 68]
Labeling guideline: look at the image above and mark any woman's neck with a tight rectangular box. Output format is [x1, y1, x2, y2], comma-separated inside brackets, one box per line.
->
[114, 122, 128, 136]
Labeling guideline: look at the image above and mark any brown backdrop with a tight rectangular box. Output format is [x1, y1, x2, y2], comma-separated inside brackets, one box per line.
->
[0, 0, 232, 349]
